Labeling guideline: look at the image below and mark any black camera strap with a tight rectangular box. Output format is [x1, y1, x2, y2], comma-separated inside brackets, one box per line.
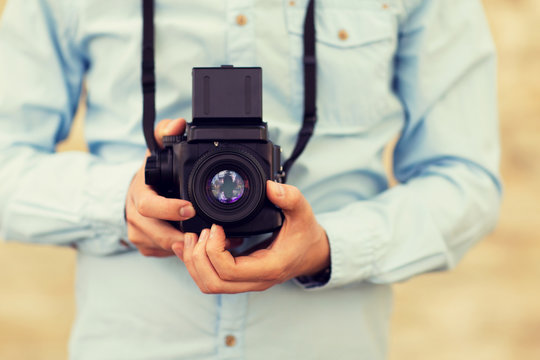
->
[282, 0, 316, 182]
[141, 0, 317, 177]
[142, 0, 158, 154]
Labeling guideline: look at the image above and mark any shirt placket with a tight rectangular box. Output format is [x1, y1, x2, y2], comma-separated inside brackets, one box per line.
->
[217, 1, 253, 358]
[216, 293, 249, 359]
[226, 0, 256, 65]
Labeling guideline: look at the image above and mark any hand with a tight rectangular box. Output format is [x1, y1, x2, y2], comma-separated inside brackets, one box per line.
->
[125, 118, 195, 257]
[173, 181, 330, 293]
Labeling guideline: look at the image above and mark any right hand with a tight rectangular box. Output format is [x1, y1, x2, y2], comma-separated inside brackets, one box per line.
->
[125, 118, 195, 257]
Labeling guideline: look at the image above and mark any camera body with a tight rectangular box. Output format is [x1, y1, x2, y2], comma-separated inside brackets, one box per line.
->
[145, 66, 284, 236]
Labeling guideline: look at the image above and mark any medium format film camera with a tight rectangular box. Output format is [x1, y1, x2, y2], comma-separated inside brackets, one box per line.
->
[145, 66, 284, 236]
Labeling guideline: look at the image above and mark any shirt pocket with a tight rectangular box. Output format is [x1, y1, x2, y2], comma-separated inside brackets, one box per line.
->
[285, 0, 398, 134]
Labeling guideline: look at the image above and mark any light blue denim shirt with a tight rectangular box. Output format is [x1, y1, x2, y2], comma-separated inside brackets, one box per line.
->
[0, 0, 501, 359]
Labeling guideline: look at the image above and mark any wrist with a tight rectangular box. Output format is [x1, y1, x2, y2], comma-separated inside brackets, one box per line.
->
[296, 227, 331, 287]
[302, 226, 331, 277]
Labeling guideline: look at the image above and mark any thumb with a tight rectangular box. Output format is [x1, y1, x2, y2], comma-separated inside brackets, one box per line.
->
[266, 181, 310, 218]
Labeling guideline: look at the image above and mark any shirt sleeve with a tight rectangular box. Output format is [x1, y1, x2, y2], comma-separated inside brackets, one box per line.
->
[305, 0, 501, 289]
[0, 0, 140, 255]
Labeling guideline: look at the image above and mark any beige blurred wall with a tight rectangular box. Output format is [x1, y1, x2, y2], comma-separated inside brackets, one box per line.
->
[391, 1, 540, 359]
[1, 1, 539, 359]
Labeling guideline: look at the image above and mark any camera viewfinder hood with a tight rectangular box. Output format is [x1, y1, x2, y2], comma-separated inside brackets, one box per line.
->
[192, 66, 263, 125]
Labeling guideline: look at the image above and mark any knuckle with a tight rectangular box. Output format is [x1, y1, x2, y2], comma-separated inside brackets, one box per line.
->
[125, 212, 138, 225]
[191, 250, 201, 262]
[205, 281, 220, 294]
[206, 249, 223, 263]
[216, 268, 234, 281]
[127, 232, 143, 247]
[200, 287, 211, 295]
[139, 248, 154, 257]
[136, 196, 150, 216]
[125, 214, 135, 225]
[125, 202, 135, 220]
[263, 269, 280, 282]
[205, 244, 219, 256]
[193, 248, 205, 262]
[275, 273, 288, 284]
[154, 234, 172, 250]
[288, 187, 302, 206]
[272, 263, 289, 283]
[183, 254, 193, 265]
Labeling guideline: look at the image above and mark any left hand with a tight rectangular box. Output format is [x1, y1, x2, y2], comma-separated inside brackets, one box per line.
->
[172, 181, 330, 294]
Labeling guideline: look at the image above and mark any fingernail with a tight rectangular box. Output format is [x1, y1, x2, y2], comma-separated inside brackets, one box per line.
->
[210, 224, 217, 238]
[184, 233, 193, 248]
[180, 205, 195, 218]
[200, 229, 209, 242]
[273, 181, 284, 197]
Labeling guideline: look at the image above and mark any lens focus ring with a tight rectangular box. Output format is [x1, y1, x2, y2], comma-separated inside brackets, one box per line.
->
[188, 147, 266, 225]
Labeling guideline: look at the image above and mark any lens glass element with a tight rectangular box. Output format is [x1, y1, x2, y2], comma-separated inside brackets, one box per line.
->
[209, 170, 245, 204]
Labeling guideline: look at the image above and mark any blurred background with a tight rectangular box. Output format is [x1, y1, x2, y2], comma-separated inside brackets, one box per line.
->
[1, 0, 539, 359]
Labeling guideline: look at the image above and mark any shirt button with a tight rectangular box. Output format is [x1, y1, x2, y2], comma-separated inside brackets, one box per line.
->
[338, 29, 349, 41]
[236, 14, 247, 26]
[289, 0, 296, 6]
[225, 335, 237, 347]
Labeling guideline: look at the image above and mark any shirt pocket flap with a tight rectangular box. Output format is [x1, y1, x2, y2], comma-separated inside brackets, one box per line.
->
[286, 6, 394, 49]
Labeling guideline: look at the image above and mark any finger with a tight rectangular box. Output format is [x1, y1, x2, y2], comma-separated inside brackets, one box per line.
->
[138, 246, 174, 258]
[126, 217, 147, 249]
[191, 229, 215, 293]
[182, 232, 205, 291]
[154, 119, 173, 148]
[205, 225, 237, 277]
[130, 211, 185, 251]
[127, 222, 174, 257]
[129, 165, 195, 221]
[162, 118, 186, 136]
[191, 228, 274, 294]
[127, 192, 187, 250]
[133, 186, 196, 221]
[206, 225, 285, 283]
[172, 241, 185, 261]
[266, 181, 311, 218]
[155, 118, 186, 148]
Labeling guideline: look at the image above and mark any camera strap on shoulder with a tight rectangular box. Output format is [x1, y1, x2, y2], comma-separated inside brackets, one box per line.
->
[140, 0, 317, 179]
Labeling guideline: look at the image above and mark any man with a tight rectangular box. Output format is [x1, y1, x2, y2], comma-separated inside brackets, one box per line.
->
[0, 0, 501, 359]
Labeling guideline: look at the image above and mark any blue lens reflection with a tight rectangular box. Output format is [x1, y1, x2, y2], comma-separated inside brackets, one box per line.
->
[210, 170, 245, 204]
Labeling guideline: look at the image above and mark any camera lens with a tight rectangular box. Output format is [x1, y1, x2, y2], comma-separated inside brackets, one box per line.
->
[188, 147, 266, 225]
[209, 170, 245, 204]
